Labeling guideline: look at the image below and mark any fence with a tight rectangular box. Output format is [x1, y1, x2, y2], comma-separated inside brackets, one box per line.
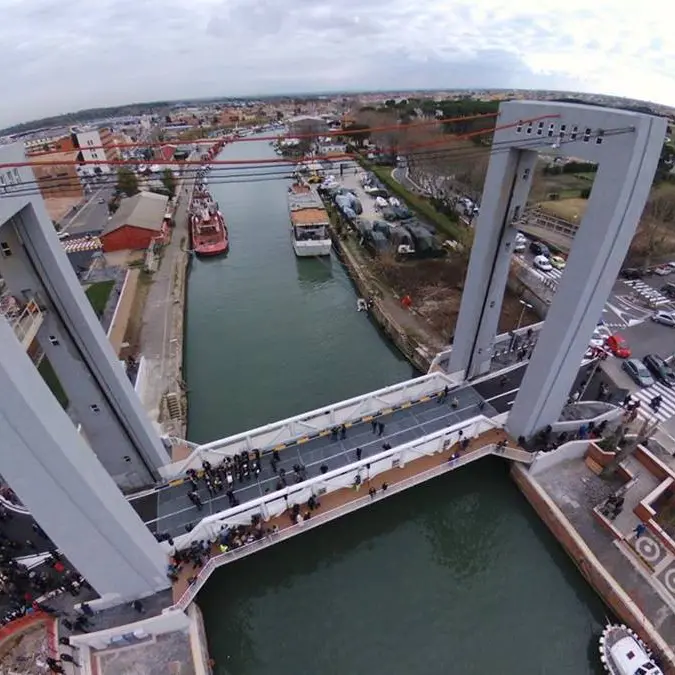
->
[172, 440, 503, 611]
[163, 415, 500, 551]
[159, 372, 457, 479]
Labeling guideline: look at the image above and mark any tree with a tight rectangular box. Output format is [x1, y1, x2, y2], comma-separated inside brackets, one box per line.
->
[601, 417, 659, 478]
[631, 187, 675, 266]
[161, 169, 177, 198]
[116, 167, 139, 197]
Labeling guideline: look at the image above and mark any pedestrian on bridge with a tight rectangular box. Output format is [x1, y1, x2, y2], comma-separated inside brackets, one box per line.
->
[355, 447, 362, 461]
[377, 422, 385, 437]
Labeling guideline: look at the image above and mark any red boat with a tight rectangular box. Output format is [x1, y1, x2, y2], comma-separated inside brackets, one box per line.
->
[190, 196, 228, 257]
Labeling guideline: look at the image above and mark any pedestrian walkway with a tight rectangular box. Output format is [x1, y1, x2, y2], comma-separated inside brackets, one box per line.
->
[631, 383, 675, 425]
[148, 384, 498, 537]
[622, 279, 672, 307]
[169, 427, 516, 605]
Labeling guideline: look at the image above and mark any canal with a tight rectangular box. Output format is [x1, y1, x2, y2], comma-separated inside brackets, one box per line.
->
[185, 138, 607, 674]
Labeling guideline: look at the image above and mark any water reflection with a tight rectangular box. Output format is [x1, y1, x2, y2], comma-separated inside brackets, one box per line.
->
[295, 255, 333, 287]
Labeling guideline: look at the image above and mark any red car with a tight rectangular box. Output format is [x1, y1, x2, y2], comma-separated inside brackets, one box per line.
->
[605, 334, 631, 358]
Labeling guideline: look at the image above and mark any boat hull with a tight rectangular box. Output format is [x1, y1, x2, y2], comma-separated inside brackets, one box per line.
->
[194, 243, 229, 257]
[292, 240, 332, 257]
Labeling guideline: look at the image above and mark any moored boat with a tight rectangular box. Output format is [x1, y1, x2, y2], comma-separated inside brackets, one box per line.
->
[599, 623, 663, 674]
[190, 185, 228, 257]
[287, 182, 331, 257]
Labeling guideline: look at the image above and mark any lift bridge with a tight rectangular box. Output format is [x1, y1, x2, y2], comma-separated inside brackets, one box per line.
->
[0, 100, 665, 605]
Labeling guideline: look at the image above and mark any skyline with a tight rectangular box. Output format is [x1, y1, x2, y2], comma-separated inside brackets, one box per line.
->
[2, 0, 674, 128]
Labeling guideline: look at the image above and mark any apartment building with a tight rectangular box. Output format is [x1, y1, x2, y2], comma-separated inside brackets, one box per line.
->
[29, 150, 83, 199]
[74, 127, 119, 175]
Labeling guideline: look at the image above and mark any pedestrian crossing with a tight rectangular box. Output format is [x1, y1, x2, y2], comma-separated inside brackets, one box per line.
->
[530, 265, 563, 287]
[622, 279, 671, 306]
[62, 236, 102, 254]
[630, 381, 675, 424]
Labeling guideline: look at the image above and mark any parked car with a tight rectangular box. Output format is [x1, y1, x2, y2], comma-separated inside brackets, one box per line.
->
[643, 354, 675, 387]
[605, 334, 631, 358]
[513, 242, 526, 253]
[654, 265, 671, 276]
[529, 241, 550, 257]
[550, 255, 566, 270]
[661, 283, 675, 299]
[652, 310, 675, 327]
[621, 267, 645, 280]
[534, 255, 552, 272]
[622, 359, 656, 387]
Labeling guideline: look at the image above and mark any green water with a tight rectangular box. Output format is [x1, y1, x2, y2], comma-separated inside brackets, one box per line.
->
[185, 138, 607, 675]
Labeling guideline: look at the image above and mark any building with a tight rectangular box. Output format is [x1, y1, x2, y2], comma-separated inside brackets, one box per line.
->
[25, 134, 77, 156]
[101, 192, 169, 252]
[287, 115, 329, 137]
[74, 127, 119, 175]
[29, 150, 83, 199]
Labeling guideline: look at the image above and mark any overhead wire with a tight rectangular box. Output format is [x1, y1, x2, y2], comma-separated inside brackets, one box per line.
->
[0, 112, 559, 169]
[25, 112, 502, 157]
[0, 127, 633, 200]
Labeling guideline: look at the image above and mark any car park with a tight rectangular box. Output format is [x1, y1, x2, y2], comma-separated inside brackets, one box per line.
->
[652, 310, 675, 327]
[529, 241, 550, 257]
[622, 359, 656, 387]
[605, 334, 631, 358]
[643, 354, 675, 387]
[534, 255, 553, 272]
[621, 268, 645, 280]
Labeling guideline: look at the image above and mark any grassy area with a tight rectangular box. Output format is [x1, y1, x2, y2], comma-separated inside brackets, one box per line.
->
[537, 198, 588, 223]
[84, 280, 115, 317]
[364, 162, 466, 243]
[38, 357, 69, 409]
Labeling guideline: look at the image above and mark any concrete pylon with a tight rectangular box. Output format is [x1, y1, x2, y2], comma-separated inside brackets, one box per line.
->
[0, 315, 169, 600]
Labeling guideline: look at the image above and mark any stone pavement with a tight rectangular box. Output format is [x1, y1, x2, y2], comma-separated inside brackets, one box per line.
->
[136, 169, 195, 437]
[535, 458, 675, 645]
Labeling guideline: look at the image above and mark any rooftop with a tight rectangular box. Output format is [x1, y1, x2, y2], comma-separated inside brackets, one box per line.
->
[103, 191, 169, 236]
[29, 150, 79, 164]
[290, 208, 329, 226]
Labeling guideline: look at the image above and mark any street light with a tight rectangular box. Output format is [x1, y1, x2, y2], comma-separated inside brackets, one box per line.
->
[515, 299, 534, 332]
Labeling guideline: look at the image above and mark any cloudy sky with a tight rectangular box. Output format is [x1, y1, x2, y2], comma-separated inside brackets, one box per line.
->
[2, 0, 674, 127]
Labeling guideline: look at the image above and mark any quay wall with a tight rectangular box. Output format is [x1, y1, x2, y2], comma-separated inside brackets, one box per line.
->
[511, 463, 675, 673]
[328, 228, 431, 372]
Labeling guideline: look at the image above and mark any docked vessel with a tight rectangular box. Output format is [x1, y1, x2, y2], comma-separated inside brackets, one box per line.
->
[287, 183, 332, 257]
[599, 623, 663, 674]
[190, 184, 229, 257]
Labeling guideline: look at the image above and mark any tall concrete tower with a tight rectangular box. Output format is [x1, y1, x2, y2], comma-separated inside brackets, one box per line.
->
[449, 101, 666, 438]
[0, 143, 169, 488]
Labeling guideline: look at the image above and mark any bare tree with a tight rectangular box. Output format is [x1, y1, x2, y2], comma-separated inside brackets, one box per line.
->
[601, 417, 659, 478]
[631, 187, 675, 266]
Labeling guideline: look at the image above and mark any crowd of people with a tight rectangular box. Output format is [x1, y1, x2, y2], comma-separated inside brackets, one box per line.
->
[524, 419, 611, 453]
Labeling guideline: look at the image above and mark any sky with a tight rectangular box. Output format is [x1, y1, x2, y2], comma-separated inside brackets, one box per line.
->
[2, 0, 674, 127]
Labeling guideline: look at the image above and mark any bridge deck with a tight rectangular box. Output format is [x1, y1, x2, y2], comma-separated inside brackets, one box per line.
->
[170, 427, 510, 603]
[145, 384, 500, 537]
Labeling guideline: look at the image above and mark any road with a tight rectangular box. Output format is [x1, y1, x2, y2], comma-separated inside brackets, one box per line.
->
[60, 184, 114, 236]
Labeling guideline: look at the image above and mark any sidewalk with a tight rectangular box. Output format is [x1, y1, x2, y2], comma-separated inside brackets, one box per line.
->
[136, 173, 194, 437]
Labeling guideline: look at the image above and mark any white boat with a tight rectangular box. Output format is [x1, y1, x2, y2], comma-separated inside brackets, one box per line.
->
[288, 183, 332, 257]
[599, 623, 663, 674]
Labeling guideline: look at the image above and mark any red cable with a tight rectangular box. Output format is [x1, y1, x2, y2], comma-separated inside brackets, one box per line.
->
[0, 113, 559, 169]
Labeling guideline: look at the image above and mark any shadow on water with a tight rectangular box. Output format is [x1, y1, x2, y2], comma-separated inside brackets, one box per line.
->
[295, 255, 333, 287]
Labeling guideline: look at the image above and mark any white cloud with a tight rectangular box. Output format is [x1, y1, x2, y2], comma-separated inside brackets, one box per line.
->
[1, 0, 674, 127]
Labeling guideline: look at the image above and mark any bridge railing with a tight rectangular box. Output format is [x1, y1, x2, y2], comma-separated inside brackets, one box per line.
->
[163, 415, 501, 552]
[159, 371, 462, 480]
[171, 441, 501, 612]
[428, 321, 545, 375]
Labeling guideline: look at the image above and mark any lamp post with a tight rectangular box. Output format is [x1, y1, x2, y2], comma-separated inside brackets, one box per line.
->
[516, 300, 533, 332]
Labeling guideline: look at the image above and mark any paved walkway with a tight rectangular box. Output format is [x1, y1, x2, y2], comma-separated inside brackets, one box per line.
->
[170, 426, 511, 603]
[136, 171, 195, 435]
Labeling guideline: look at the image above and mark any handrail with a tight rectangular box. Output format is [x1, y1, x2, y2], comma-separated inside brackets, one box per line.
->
[170, 442, 522, 611]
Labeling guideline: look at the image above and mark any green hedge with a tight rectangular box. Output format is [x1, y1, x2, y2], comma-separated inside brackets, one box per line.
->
[363, 161, 466, 243]
[38, 358, 68, 409]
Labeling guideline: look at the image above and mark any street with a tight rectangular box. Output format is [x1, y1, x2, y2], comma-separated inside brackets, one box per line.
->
[59, 184, 114, 236]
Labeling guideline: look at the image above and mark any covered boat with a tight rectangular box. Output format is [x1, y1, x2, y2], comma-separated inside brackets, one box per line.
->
[599, 623, 663, 675]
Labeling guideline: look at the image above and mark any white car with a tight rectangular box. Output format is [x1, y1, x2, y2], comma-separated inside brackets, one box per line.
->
[654, 265, 671, 276]
[534, 255, 553, 272]
[652, 310, 675, 327]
